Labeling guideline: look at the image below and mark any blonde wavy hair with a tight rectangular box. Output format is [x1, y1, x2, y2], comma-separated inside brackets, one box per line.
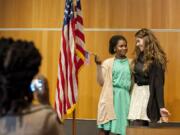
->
[132, 28, 167, 71]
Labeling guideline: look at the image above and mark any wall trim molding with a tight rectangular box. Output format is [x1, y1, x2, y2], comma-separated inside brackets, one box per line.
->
[1, 28, 180, 32]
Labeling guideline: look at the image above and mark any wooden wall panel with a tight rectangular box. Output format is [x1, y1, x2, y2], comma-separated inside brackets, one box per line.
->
[0, 0, 180, 28]
[0, 0, 64, 28]
[0, 0, 180, 121]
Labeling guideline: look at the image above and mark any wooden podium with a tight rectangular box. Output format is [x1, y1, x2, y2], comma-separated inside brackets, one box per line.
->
[127, 122, 180, 135]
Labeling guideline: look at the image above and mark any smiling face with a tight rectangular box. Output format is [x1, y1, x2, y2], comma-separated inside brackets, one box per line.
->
[114, 39, 128, 57]
[135, 37, 145, 52]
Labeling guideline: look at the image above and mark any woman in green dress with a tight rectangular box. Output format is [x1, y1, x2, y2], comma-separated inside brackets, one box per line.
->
[95, 35, 132, 135]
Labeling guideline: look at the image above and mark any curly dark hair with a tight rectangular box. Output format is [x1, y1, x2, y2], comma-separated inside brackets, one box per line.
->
[109, 35, 127, 54]
[0, 37, 42, 116]
[0, 38, 14, 71]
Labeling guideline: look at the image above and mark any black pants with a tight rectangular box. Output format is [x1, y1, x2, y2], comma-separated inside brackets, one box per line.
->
[98, 129, 121, 135]
[98, 129, 110, 135]
[130, 120, 149, 126]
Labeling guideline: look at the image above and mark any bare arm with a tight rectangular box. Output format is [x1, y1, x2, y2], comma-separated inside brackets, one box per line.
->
[94, 55, 107, 86]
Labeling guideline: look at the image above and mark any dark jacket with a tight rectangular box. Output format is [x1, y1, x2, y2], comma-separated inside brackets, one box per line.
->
[147, 62, 165, 122]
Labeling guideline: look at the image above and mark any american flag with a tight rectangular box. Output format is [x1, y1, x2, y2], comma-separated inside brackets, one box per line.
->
[55, 0, 86, 120]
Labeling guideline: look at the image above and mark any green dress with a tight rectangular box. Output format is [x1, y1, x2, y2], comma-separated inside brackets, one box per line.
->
[98, 58, 131, 135]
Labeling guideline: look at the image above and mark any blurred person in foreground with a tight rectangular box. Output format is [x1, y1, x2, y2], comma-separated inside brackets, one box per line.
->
[0, 37, 65, 135]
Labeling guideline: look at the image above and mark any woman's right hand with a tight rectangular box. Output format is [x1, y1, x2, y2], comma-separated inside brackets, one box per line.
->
[94, 55, 102, 65]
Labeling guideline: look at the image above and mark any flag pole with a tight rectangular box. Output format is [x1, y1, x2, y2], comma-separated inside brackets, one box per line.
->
[72, 0, 76, 135]
[72, 109, 76, 135]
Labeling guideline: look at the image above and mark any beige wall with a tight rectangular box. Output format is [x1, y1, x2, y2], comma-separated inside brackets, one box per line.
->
[0, 0, 180, 121]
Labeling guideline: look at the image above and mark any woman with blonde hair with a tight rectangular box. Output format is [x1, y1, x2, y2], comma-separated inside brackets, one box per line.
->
[128, 28, 170, 126]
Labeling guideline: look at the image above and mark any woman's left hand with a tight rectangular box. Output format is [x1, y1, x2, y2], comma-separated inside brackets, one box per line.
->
[160, 108, 171, 122]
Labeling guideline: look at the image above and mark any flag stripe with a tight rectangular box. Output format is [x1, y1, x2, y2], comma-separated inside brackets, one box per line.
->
[76, 15, 83, 25]
[75, 30, 85, 42]
[56, 79, 63, 116]
[76, 44, 85, 54]
[61, 33, 68, 114]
